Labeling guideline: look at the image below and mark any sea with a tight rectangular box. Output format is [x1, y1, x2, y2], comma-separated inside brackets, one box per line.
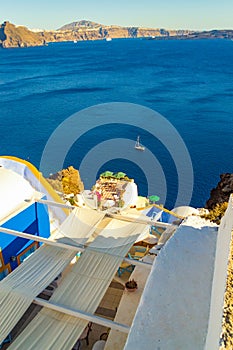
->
[0, 38, 233, 209]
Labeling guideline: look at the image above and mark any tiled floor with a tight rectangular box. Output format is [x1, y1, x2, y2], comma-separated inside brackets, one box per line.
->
[99, 286, 123, 311]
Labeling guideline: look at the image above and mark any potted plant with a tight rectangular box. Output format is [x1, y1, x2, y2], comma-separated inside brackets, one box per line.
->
[125, 279, 138, 292]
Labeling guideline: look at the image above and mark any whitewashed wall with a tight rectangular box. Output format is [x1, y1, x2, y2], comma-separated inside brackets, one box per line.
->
[124, 195, 233, 350]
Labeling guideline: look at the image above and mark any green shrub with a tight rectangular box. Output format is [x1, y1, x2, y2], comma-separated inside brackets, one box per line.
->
[68, 197, 76, 206]
[201, 202, 228, 224]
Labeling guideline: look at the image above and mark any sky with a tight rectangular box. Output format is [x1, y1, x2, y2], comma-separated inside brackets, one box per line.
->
[1, 0, 233, 31]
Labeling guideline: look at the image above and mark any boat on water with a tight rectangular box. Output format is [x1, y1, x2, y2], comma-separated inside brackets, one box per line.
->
[105, 37, 112, 41]
[73, 40, 77, 43]
[135, 136, 145, 151]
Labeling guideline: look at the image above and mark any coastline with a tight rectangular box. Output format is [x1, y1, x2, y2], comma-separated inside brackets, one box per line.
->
[0, 21, 233, 49]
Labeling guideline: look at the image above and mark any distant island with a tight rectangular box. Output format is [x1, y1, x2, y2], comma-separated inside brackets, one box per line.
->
[0, 20, 233, 48]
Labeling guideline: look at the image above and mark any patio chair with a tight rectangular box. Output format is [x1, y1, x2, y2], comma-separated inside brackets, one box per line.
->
[117, 259, 134, 277]
[129, 245, 149, 260]
[150, 225, 163, 238]
[79, 322, 92, 346]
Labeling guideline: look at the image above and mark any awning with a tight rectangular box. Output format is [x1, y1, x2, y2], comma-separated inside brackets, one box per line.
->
[0, 208, 105, 343]
[9, 219, 146, 350]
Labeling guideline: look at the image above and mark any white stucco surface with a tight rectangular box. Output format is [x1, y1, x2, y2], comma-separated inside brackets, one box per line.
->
[205, 195, 233, 349]
[0, 157, 67, 223]
[124, 197, 233, 350]
[0, 167, 35, 221]
[124, 223, 218, 350]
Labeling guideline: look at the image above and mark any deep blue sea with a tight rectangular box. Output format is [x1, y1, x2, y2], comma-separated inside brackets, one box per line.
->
[0, 39, 232, 209]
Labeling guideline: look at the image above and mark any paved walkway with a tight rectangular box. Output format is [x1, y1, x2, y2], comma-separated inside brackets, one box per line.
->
[105, 255, 154, 350]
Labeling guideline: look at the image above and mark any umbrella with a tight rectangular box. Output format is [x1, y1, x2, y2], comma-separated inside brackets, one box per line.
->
[149, 195, 160, 203]
[100, 171, 114, 178]
[114, 172, 126, 179]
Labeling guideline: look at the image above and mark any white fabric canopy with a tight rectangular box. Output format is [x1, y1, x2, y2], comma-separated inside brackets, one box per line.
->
[54, 207, 105, 246]
[0, 246, 75, 344]
[0, 208, 104, 343]
[9, 219, 146, 350]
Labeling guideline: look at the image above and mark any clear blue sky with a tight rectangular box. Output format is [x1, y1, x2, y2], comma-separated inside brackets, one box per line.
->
[1, 0, 233, 30]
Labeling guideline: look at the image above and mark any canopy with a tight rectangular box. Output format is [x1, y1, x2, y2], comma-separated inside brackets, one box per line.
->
[8, 218, 147, 350]
[0, 208, 105, 343]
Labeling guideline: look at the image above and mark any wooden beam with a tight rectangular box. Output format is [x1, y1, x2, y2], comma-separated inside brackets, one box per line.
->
[33, 297, 130, 333]
[35, 198, 171, 229]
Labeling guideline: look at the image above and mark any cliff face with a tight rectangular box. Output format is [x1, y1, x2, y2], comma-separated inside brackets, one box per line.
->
[46, 166, 84, 195]
[206, 174, 233, 209]
[0, 21, 45, 48]
[0, 20, 233, 48]
[59, 20, 102, 31]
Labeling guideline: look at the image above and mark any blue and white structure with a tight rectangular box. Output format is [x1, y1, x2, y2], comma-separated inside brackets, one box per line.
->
[0, 166, 50, 279]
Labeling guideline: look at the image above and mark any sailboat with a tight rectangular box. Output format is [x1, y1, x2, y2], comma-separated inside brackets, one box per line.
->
[135, 136, 145, 151]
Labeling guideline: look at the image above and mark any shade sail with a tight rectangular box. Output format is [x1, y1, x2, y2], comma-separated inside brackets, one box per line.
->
[9, 219, 147, 350]
[0, 245, 76, 344]
[0, 208, 105, 343]
[54, 207, 105, 246]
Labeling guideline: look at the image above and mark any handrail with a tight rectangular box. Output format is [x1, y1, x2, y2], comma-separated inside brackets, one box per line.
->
[138, 203, 185, 220]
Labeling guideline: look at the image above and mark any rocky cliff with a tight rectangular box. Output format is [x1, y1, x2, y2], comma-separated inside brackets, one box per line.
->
[47, 166, 84, 195]
[0, 20, 233, 48]
[59, 20, 102, 31]
[0, 21, 45, 48]
[206, 173, 233, 209]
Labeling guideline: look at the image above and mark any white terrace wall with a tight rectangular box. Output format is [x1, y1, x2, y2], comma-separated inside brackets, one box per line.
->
[124, 195, 233, 350]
